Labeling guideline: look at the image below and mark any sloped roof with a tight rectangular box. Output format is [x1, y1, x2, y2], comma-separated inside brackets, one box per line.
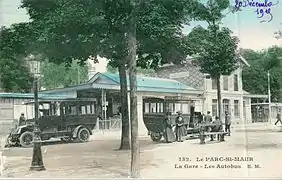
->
[41, 72, 199, 94]
[101, 72, 196, 91]
[0, 93, 74, 99]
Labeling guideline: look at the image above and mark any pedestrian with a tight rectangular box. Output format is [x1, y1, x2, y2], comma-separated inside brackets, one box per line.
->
[175, 111, 186, 142]
[204, 111, 213, 132]
[18, 113, 26, 126]
[225, 111, 231, 136]
[204, 111, 213, 123]
[163, 112, 175, 143]
[210, 116, 222, 141]
[274, 111, 282, 126]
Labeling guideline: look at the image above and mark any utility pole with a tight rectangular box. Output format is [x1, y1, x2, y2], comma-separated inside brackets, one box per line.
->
[267, 71, 271, 124]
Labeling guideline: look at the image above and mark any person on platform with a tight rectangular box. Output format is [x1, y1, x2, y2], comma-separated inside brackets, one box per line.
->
[204, 111, 213, 123]
[18, 113, 26, 126]
[210, 116, 223, 141]
[203, 111, 213, 132]
[175, 111, 186, 142]
[163, 112, 175, 143]
[224, 111, 231, 136]
[274, 111, 282, 126]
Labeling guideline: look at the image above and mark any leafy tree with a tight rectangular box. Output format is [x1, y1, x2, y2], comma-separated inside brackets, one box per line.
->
[242, 47, 282, 102]
[20, 0, 202, 152]
[0, 24, 34, 92]
[106, 64, 155, 76]
[186, 0, 239, 121]
[41, 59, 89, 90]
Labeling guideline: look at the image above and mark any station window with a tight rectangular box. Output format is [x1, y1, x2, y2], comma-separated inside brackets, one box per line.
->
[234, 100, 240, 117]
[212, 99, 217, 116]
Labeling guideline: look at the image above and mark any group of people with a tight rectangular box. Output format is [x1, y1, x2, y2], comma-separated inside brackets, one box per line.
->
[163, 111, 186, 143]
[162, 110, 232, 143]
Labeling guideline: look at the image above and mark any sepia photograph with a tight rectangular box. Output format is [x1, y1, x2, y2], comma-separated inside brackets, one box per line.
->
[0, 0, 281, 179]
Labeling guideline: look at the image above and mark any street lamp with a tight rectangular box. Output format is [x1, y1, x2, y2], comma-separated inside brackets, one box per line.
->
[27, 54, 45, 171]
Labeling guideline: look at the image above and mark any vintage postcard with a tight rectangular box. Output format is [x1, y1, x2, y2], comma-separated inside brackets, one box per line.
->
[0, 0, 281, 179]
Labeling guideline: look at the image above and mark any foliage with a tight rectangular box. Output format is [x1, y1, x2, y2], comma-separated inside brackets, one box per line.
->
[20, 0, 204, 150]
[242, 47, 282, 102]
[185, 0, 239, 120]
[41, 60, 89, 90]
[186, 25, 239, 77]
[106, 64, 155, 76]
[0, 24, 34, 92]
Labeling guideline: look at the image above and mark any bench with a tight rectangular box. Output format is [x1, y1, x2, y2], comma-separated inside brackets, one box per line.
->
[199, 131, 228, 144]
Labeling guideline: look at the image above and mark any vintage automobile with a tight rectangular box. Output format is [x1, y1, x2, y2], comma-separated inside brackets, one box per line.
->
[5, 98, 98, 148]
[143, 96, 199, 142]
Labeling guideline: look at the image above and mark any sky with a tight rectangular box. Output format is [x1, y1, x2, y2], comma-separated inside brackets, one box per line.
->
[1, 0, 281, 72]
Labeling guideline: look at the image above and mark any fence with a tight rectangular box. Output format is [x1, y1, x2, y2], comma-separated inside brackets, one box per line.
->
[97, 116, 122, 130]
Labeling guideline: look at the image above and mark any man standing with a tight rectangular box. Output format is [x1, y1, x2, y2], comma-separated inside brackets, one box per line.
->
[175, 111, 185, 142]
[274, 111, 282, 125]
[204, 111, 212, 123]
[225, 111, 231, 136]
[18, 113, 26, 126]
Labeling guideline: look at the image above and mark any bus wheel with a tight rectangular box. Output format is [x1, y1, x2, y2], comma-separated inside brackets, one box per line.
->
[77, 128, 90, 143]
[19, 131, 34, 148]
[150, 132, 162, 142]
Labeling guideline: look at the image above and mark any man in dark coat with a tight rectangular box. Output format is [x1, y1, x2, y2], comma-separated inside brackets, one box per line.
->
[204, 111, 213, 123]
[210, 116, 223, 141]
[163, 112, 175, 143]
[224, 111, 231, 136]
[175, 111, 186, 142]
[18, 113, 26, 126]
[274, 111, 282, 125]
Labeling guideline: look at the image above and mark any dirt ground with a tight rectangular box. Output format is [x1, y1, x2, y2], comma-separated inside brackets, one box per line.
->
[1, 124, 282, 179]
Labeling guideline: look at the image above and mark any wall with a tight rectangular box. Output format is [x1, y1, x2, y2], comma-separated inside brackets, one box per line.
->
[0, 98, 33, 135]
[243, 98, 252, 123]
[154, 64, 205, 90]
[206, 67, 244, 94]
[155, 64, 248, 124]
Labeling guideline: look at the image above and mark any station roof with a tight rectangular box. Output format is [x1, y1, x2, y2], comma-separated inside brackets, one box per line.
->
[0, 92, 74, 100]
[40, 72, 200, 95]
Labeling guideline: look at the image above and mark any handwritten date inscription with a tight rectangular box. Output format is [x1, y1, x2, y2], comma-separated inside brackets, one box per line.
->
[235, 0, 279, 23]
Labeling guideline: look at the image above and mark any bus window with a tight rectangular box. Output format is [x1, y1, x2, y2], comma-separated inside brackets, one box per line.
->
[174, 103, 181, 113]
[69, 105, 77, 115]
[150, 103, 157, 113]
[158, 103, 163, 113]
[168, 103, 174, 112]
[182, 103, 189, 114]
[144, 103, 150, 113]
[81, 105, 86, 114]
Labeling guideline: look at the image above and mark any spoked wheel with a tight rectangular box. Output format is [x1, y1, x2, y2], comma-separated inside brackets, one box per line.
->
[77, 128, 90, 143]
[19, 131, 34, 148]
[150, 132, 162, 142]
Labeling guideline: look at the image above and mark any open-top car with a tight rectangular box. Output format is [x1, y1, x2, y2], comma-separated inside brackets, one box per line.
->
[5, 98, 98, 148]
[143, 96, 199, 142]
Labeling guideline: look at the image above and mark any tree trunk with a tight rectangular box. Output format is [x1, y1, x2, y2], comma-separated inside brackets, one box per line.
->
[118, 64, 130, 150]
[128, 0, 139, 177]
[216, 75, 222, 122]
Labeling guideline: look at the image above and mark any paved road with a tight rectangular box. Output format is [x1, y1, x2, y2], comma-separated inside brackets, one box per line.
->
[1, 124, 282, 178]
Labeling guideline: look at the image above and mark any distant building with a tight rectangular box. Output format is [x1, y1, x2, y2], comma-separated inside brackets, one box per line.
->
[153, 57, 258, 124]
